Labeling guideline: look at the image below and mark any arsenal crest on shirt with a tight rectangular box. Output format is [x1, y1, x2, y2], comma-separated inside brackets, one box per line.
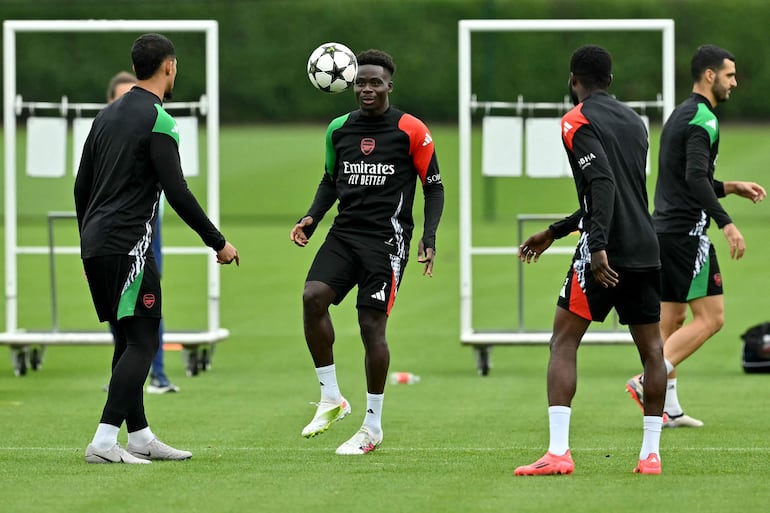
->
[143, 293, 156, 309]
[360, 137, 375, 156]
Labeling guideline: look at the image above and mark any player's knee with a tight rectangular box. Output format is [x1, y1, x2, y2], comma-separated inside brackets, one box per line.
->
[358, 311, 387, 343]
[548, 334, 579, 358]
[707, 311, 725, 335]
[668, 310, 687, 329]
[302, 283, 331, 314]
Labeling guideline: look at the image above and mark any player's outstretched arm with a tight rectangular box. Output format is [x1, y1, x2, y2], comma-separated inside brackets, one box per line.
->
[417, 239, 435, 277]
[216, 241, 240, 266]
[518, 229, 555, 264]
[724, 181, 767, 203]
[290, 216, 314, 247]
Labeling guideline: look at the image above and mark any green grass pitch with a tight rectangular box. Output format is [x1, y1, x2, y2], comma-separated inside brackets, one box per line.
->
[1, 122, 769, 512]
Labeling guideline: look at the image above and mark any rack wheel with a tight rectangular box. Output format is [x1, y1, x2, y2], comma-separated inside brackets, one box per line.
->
[474, 346, 492, 376]
[198, 347, 210, 372]
[29, 347, 43, 371]
[185, 347, 199, 377]
[12, 347, 28, 377]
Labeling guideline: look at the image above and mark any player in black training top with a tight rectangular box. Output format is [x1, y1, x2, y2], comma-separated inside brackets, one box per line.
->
[625, 45, 765, 429]
[290, 49, 444, 456]
[76, 33, 239, 465]
[514, 45, 666, 476]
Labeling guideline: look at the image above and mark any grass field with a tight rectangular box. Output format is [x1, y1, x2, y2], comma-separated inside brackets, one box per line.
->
[1, 121, 769, 512]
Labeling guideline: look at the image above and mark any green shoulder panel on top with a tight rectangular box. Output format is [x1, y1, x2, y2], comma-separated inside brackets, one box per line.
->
[324, 113, 349, 179]
[152, 104, 179, 145]
[688, 103, 718, 146]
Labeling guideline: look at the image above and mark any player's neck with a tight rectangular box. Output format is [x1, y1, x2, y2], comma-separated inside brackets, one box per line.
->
[135, 80, 166, 103]
[692, 84, 716, 107]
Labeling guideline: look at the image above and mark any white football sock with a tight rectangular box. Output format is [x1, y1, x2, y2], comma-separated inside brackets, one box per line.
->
[664, 378, 683, 416]
[664, 358, 675, 376]
[363, 393, 384, 434]
[91, 423, 120, 450]
[547, 406, 571, 456]
[315, 364, 341, 402]
[127, 426, 155, 447]
[640, 415, 663, 459]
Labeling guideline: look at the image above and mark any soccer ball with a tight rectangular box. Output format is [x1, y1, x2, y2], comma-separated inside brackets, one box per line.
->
[307, 42, 358, 94]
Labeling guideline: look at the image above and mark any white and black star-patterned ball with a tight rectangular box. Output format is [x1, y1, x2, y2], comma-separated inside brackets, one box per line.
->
[307, 42, 358, 94]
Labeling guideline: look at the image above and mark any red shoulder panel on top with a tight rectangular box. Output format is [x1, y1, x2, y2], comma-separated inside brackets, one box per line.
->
[397, 113, 433, 183]
[561, 104, 589, 152]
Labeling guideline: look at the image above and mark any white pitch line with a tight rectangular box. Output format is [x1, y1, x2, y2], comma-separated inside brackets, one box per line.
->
[0, 446, 769, 453]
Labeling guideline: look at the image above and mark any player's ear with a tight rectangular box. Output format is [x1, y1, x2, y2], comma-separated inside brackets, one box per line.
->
[608, 73, 613, 87]
[162, 57, 176, 77]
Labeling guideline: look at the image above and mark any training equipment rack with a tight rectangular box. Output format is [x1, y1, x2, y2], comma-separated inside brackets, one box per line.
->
[2, 19, 224, 376]
[457, 19, 676, 374]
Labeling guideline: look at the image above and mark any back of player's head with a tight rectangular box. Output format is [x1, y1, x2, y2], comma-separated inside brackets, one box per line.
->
[570, 45, 612, 89]
[690, 44, 735, 81]
[106, 71, 137, 102]
[356, 49, 396, 76]
[131, 33, 176, 80]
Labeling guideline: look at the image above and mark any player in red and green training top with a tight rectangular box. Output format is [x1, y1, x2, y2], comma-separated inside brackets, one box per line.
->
[290, 48, 444, 456]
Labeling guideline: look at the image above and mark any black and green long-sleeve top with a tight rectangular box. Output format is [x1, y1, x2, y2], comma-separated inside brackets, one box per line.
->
[653, 92, 731, 235]
[303, 107, 444, 257]
[75, 86, 225, 259]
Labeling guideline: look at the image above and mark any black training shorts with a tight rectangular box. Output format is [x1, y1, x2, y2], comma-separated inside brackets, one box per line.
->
[82, 254, 161, 323]
[557, 262, 661, 325]
[658, 233, 722, 303]
[306, 232, 408, 315]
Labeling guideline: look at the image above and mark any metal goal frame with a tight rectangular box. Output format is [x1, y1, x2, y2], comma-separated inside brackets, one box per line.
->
[457, 19, 676, 348]
[2, 19, 226, 348]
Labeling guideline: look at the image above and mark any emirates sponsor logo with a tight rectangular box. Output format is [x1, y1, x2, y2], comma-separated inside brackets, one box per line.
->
[143, 294, 156, 309]
[361, 137, 376, 155]
[342, 161, 395, 175]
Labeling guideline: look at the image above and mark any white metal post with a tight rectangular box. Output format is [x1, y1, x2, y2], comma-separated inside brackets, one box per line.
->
[661, 20, 676, 122]
[458, 21, 473, 341]
[204, 21, 221, 332]
[3, 22, 18, 332]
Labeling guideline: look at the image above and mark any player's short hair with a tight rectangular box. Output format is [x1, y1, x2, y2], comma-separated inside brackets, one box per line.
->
[356, 49, 396, 76]
[570, 45, 612, 89]
[690, 44, 735, 81]
[131, 33, 176, 80]
[106, 71, 137, 101]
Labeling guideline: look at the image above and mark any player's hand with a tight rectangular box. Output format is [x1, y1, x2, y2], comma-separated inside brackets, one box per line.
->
[518, 229, 555, 263]
[417, 239, 435, 277]
[290, 216, 314, 247]
[731, 181, 766, 203]
[722, 223, 746, 259]
[216, 242, 239, 266]
[590, 250, 618, 288]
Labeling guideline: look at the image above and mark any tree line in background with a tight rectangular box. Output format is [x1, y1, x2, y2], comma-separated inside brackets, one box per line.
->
[1, 0, 767, 123]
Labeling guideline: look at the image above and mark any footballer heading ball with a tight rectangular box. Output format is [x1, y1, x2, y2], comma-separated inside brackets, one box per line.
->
[307, 42, 358, 94]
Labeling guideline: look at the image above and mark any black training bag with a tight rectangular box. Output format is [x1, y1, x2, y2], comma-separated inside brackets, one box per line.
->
[741, 322, 770, 374]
